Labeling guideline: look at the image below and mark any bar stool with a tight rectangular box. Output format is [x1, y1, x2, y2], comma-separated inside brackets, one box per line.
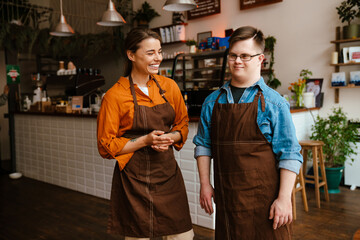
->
[299, 140, 330, 208]
[292, 166, 308, 220]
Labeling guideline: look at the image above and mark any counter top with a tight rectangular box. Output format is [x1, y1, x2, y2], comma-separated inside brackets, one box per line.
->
[13, 107, 320, 122]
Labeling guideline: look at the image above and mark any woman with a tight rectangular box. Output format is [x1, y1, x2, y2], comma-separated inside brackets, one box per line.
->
[97, 28, 193, 240]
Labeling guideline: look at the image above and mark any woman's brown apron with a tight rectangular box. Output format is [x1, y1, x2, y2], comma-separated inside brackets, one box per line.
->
[108, 76, 192, 238]
[211, 90, 292, 240]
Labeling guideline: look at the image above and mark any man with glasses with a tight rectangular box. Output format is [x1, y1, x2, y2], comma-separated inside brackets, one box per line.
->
[193, 26, 302, 239]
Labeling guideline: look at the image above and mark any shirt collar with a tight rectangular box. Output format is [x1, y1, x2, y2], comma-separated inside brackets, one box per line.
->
[221, 77, 266, 91]
[118, 74, 159, 90]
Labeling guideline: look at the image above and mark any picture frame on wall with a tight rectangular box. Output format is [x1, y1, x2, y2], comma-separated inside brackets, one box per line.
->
[240, 0, 282, 10]
[197, 31, 212, 44]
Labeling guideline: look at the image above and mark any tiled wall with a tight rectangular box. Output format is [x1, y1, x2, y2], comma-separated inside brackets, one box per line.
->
[14, 114, 215, 229]
[15, 110, 317, 230]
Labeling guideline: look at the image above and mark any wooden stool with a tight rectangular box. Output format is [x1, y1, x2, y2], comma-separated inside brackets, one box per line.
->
[300, 140, 330, 208]
[292, 166, 308, 220]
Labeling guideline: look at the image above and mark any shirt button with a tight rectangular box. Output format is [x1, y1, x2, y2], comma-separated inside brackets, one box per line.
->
[148, 85, 151, 87]
[150, 100, 153, 103]
[241, 100, 244, 102]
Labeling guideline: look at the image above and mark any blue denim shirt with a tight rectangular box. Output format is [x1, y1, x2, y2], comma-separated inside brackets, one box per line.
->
[193, 77, 303, 174]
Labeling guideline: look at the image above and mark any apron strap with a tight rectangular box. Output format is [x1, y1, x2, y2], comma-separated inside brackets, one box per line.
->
[215, 89, 225, 103]
[152, 75, 169, 103]
[253, 90, 265, 112]
[128, 74, 138, 107]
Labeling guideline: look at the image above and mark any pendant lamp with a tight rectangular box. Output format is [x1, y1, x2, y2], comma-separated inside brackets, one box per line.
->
[50, 0, 75, 37]
[97, 0, 126, 26]
[163, 0, 198, 12]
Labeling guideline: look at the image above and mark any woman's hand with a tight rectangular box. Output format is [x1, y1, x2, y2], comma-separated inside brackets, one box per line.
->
[144, 130, 173, 152]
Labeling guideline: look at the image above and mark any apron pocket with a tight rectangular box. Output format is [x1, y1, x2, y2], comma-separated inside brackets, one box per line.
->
[215, 169, 266, 212]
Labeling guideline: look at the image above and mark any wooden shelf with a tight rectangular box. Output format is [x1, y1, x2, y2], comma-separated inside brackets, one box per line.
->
[330, 62, 360, 66]
[331, 38, 360, 44]
[162, 40, 186, 46]
[330, 85, 360, 89]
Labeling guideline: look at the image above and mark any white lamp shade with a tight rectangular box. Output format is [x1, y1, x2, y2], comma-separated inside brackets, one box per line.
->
[163, 0, 198, 11]
[97, 0, 126, 26]
[50, 15, 75, 37]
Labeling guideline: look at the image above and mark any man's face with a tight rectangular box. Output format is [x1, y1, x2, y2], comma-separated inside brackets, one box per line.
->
[228, 39, 264, 82]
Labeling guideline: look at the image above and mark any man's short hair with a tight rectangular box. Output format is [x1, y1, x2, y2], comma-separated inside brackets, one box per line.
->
[228, 26, 265, 52]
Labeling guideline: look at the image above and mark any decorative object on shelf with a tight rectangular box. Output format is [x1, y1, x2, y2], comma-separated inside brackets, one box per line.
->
[50, 0, 75, 37]
[288, 78, 306, 108]
[197, 31, 212, 46]
[172, 12, 185, 24]
[133, 1, 160, 27]
[310, 107, 358, 193]
[240, 0, 282, 10]
[264, 36, 280, 89]
[331, 51, 339, 64]
[349, 46, 360, 62]
[306, 78, 323, 108]
[336, 0, 360, 39]
[350, 71, 360, 85]
[332, 72, 346, 86]
[186, 39, 197, 53]
[163, 0, 198, 12]
[97, 0, 126, 26]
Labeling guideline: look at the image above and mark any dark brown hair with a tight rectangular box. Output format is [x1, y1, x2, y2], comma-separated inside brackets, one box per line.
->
[228, 26, 265, 52]
[124, 28, 162, 76]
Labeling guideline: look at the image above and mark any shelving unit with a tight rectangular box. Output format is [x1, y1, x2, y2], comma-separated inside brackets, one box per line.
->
[331, 27, 360, 103]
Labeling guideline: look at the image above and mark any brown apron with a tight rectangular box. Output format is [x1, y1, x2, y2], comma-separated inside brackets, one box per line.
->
[107, 76, 192, 238]
[211, 90, 292, 240]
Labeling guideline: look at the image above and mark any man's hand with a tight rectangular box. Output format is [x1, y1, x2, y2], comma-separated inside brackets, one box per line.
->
[269, 196, 293, 229]
[199, 183, 215, 215]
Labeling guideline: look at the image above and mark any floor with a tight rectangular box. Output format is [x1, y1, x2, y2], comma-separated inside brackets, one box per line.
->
[0, 174, 360, 240]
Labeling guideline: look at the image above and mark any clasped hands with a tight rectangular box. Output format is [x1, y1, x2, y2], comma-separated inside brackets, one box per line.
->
[145, 130, 174, 152]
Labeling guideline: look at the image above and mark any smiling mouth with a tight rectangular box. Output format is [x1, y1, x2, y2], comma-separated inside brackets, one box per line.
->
[149, 64, 160, 69]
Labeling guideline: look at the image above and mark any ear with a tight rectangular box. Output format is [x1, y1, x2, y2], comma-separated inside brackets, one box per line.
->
[258, 54, 265, 65]
[127, 50, 135, 62]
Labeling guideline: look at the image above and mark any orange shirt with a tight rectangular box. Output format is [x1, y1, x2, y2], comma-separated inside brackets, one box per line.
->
[97, 75, 189, 170]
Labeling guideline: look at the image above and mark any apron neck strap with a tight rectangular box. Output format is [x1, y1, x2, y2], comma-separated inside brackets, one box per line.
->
[129, 75, 169, 104]
[215, 89, 225, 103]
[152, 76, 169, 103]
[254, 90, 265, 112]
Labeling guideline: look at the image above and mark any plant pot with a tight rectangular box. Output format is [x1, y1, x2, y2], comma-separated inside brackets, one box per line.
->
[306, 166, 344, 194]
[324, 166, 344, 194]
[189, 45, 196, 53]
[344, 24, 360, 39]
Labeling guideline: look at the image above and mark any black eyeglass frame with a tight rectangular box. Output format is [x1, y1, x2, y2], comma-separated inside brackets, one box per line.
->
[228, 53, 262, 62]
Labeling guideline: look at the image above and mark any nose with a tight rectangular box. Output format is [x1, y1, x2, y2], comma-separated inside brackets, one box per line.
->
[234, 56, 243, 63]
[155, 52, 163, 62]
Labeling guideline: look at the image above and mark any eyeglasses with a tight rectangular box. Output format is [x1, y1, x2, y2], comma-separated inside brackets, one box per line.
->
[228, 53, 262, 62]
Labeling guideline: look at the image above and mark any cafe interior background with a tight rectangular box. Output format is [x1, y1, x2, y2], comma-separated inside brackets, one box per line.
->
[1, 0, 360, 239]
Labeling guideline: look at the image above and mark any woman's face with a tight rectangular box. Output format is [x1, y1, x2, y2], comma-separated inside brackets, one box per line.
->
[128, 37, 163, 75]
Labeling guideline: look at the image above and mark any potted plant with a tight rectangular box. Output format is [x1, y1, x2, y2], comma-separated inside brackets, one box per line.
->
[336, 0, 360, 39]
[186, 39, 197, 53]
[288, 69, 312, 108]
[310, 107, 358, 193]
[133, 1, 160, 28]
[264, 36, 281, 89]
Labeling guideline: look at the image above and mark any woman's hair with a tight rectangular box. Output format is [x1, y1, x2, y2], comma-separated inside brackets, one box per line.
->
[124, 28, 162, 76]
[228, 26, 265, 52]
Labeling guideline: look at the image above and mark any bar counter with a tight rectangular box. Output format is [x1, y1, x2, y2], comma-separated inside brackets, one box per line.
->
[13, 107, 319, 230]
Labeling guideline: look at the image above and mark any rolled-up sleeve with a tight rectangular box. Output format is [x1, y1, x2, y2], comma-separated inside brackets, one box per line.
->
[170, 83, 189, 151]
[193, 99, 213, 159]
[271, 102, 303, 174]
[97, 97, 134, 170]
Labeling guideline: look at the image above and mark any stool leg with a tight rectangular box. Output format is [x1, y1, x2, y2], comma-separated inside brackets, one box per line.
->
[292, 186, 297, 220]
[319, 146, 330, 202]
[302, 149, 308, 178]
[299, 167, 308, 212]
[313, 146, 321, 208]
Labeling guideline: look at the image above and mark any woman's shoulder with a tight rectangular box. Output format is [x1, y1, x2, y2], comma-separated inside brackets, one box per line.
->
[103, 76, 129, 102]
[153, 74, 179, 91]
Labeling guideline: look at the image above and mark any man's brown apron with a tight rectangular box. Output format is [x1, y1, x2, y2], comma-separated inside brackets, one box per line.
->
[108, 76, 192, 238]
[211, 90, 292, 240]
